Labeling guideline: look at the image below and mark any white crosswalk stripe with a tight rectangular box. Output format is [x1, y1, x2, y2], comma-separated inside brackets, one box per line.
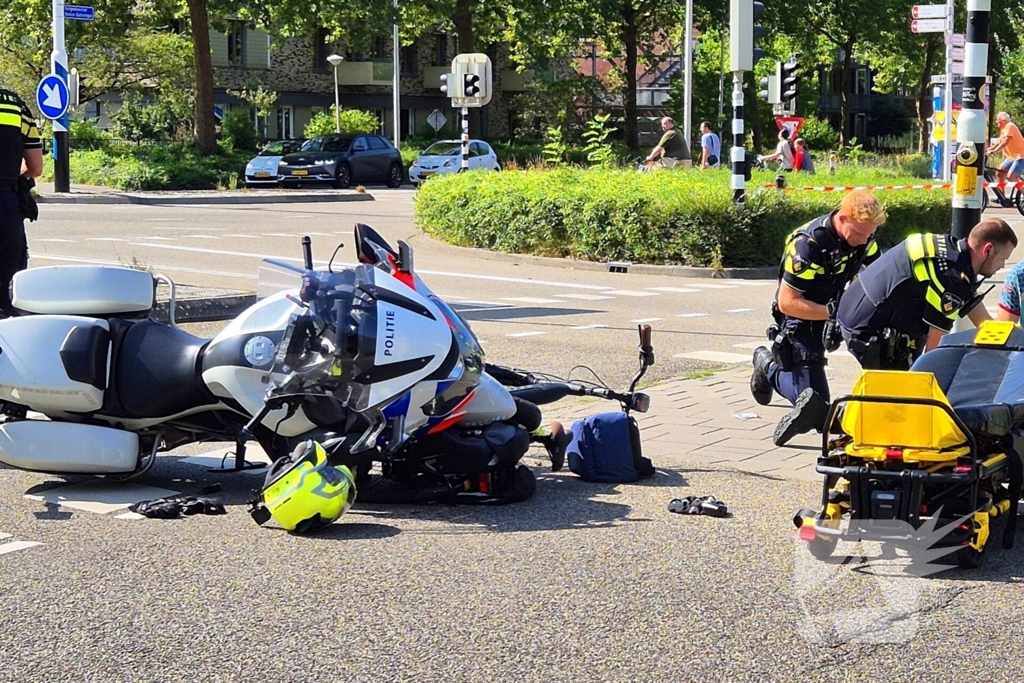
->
[605, 290, 660, 297]
[554, 293, 615, 300]
[647, 287, 699, 293]
[0, 541, 42, 556]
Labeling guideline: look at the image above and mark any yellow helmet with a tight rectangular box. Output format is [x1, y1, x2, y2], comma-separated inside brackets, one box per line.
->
[251, 440, 356, 533]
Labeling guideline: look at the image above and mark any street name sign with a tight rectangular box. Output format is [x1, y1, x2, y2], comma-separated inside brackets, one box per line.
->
[911, 18, 946, 33]
[911, 5, 945, 19]
[63, 5, 95, 20]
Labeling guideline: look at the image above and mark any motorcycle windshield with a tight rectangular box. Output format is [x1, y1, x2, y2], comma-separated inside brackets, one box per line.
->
[257, 258, 307, 300]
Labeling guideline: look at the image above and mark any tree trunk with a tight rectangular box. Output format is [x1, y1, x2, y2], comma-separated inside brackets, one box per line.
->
[839, 39, 853, 146]
[453, 0, 482, 138]
[915, 37, 940, 154]
[186, 0, 218, 156]
[619, 4, 639, 149]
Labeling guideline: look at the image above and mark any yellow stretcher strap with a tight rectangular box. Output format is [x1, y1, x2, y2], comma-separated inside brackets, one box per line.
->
[840, 370, 968, 450]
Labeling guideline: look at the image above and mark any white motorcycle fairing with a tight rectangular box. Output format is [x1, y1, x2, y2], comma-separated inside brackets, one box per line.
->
[0, 421, 139, 473]
[12, 265, 155, 317]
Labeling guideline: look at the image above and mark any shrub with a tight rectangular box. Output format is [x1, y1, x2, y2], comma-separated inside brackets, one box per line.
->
[304, 107, 380, 138]
[798, 117, 840, 153]
[414, 167, 953, 269]
[220, 109, 258, 152]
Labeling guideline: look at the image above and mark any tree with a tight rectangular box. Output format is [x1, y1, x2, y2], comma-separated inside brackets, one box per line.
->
[227, 83, 278, 136]
[786, 0, 900, 145]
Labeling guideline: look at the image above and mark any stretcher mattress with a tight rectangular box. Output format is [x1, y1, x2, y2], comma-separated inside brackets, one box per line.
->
[911, 327, 1024, 439]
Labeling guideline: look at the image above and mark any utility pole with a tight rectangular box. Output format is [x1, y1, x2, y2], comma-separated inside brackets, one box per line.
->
[729, 0, 766, 204]
[51, 0, 70, 193]
[683, 0, 694, 152]
[392, 0, 401, 148]
[951, 0, 990, 240]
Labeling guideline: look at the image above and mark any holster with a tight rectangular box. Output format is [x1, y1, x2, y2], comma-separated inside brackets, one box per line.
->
[16, 177, 38, 222]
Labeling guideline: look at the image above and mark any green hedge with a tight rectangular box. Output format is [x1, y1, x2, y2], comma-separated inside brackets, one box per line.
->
[43, 143, 253, 191]
[414, 167, 953, 269]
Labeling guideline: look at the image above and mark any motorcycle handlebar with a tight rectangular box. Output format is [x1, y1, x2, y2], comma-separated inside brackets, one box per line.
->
[509, 382, 628, 406]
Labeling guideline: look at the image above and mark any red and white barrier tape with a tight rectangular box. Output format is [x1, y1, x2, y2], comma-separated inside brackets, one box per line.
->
[761, 180, 1024, 192]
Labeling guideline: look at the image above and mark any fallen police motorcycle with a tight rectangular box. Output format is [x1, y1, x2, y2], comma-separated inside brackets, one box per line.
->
[0, 227, 542, 504]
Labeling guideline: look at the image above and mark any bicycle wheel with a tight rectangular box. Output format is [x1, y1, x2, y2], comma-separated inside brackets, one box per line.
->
[1014, 188, 1024, 218]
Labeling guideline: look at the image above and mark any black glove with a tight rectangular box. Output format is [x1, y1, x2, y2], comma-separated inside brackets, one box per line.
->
[822, 301, 843, 353]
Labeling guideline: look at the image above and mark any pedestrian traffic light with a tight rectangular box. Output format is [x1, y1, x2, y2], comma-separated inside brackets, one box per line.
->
[463, 73, 481, 97]
[780, 55, 801, 104]
[759, 74, 780, 104]
[729, 0, 766, 72]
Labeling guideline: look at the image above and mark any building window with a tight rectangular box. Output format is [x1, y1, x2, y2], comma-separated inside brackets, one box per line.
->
[432, 34, 448, 66]
[227, 21, 246, 66]
[400, 44, 416, 75]
[313, 28, 329, 71]
[168, 18, 186, 34]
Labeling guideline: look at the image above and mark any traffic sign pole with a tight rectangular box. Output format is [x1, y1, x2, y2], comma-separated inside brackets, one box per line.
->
[942, 0, 953, 182]
[952, 0, 991, 241]
[51, 0, 70, 192]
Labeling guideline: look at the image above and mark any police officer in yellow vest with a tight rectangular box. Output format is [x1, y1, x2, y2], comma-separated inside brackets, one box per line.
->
[0, 86, 42, 316]
[750, 190, 885, 447]
[838, 219, 1017, 370]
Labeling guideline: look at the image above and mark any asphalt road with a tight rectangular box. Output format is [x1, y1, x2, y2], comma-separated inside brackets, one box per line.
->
[1, 193, 1023, 681]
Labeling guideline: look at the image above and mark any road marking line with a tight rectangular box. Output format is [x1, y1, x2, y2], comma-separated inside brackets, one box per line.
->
[125, 243, 617, 291]
[725, 308, 754, 313]
[728, 281, 775, 287]
[570, 324, 610, 329]
[605, 290, 660, 297]
[28, 254, 257, 280]
[630, 317, 663, 323]
[678, 313, 710, 318]
[553, 293, 615, 300]
[689, 284, 739, 289]
[674, 351, 751, 363]
[135, 236, 176, 241]
[0, 533, 11, 541]
[501, 297, 563, 304]
[184, 235, 221, 239]
[85, 238, 129, 242]
[144, 218, 183, 222]
[647, 287, 700, 293]
[506, 331, 547, 337]
[34, 238, 77, 243]
[263, 233, 297, 237]
[223, 234, 255, 238]
[0, 541, 42, 555]
[454, 300, 515, 308]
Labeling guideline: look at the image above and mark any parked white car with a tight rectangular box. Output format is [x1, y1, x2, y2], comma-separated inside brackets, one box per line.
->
[409, 139, 500, 185]
[244, 139, 305, 187]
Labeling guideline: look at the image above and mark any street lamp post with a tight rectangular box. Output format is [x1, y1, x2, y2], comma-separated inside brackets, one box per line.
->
[327, 54, 344, 133]
[392, 0, 401, 148]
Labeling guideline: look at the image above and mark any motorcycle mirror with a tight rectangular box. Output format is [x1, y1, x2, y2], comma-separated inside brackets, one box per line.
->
[397, 240, 413, 274]
[631, 393, 651, 413]
[302, 236, 314, 270]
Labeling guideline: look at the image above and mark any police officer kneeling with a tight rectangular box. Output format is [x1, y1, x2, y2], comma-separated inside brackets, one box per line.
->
[837, 218, 1017, 370]
[0, 85, 43, 316]
[750, 190, 886, 447]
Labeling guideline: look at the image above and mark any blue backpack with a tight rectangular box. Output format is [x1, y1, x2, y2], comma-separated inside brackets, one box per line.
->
[566, 411, 655, 483]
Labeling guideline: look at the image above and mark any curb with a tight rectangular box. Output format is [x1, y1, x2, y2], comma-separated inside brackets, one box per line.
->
[35, 191, 375, 206]
[152, 294, 257, 324]
[409, 237, 777, 280]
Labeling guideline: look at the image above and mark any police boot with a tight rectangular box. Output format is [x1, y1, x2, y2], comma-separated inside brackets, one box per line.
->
[750, 346, 774, 406]
[773, 388, 829, 447]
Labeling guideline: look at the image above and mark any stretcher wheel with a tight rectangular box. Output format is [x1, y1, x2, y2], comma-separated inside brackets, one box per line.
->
[955, 545, 984, 569]
[807, 535, 838, 560]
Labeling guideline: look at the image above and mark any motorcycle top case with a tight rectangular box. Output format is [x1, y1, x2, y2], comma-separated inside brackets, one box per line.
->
[566, 411, 655, 483]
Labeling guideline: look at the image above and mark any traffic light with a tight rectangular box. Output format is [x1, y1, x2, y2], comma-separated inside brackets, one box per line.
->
[729, 0, 766, 72]
[759, 73, 780, 104]
[449, 53, 492, 106]
[439, 72, 459, 98]
[779, 55, 801, 104]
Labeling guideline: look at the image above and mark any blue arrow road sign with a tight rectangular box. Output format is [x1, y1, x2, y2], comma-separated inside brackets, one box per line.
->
[63, 5, 94, 20]
[36, 74, 69, 120]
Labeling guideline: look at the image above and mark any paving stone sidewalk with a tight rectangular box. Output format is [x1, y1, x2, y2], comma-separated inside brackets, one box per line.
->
[547, 357, 865, 483]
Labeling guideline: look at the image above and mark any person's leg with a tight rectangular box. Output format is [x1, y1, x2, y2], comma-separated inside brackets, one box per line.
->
[0, 193, 25, 316]
[772, 360, 830, 447]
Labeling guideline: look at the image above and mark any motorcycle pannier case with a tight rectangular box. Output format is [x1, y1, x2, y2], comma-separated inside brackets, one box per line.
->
[12, 265, 155, 316]
[0, 316, 111, 413]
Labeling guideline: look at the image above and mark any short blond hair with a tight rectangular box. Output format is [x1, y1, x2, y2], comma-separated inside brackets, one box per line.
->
[839, 190, 887, 226]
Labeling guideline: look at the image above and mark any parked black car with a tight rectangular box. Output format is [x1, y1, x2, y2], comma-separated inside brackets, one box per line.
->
[278, 134, 404, 189]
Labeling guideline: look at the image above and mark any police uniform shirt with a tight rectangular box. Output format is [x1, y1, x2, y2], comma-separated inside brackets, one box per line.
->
[0, 88, 42, 182]
[780, 211, 880, 308]
[839, 233, 976, 341]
